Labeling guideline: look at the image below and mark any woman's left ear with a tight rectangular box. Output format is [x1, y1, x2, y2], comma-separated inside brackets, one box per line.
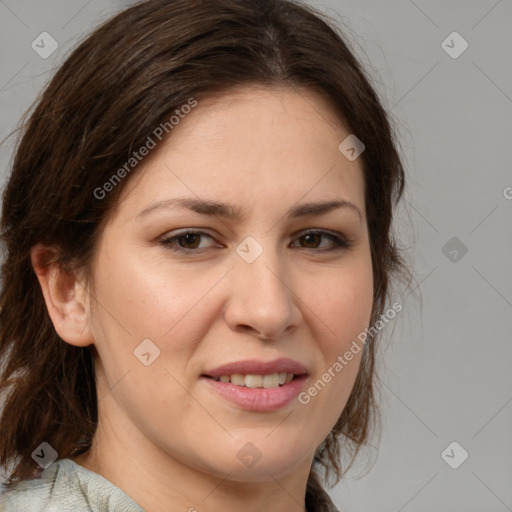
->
[30, 243, 94, 348]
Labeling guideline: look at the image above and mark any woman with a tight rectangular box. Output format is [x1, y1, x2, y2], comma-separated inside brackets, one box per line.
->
[0, 0, 410, 510]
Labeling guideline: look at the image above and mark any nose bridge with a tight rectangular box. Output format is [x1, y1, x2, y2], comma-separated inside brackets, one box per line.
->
[235, 235, 289, 303]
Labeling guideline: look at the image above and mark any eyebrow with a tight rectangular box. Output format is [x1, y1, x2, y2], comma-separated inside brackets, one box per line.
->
[135, 197, 363, 223]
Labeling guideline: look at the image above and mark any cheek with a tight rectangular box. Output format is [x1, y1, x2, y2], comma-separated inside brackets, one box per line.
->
[314, 273, 372, 385]
[90, 243, 222, 343]
[311, 253, 374, 351]
[297, 251, 373, 427]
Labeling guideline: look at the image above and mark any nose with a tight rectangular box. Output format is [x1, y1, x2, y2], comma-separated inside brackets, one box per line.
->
[223, 242, 302, 341]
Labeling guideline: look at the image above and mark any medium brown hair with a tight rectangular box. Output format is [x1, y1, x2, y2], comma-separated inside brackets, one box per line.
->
[0, 0, 411, 504]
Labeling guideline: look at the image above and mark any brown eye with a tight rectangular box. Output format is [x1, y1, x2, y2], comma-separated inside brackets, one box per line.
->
[293, 231, 350, 251]
[299, 233, 322, 248]
[160, 231, 217, 253]
[177, 233, 201, 249]
[160, 229, 350, 254]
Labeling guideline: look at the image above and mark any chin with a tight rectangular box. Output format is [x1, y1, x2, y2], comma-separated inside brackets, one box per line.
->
[201, 434, 314, 482]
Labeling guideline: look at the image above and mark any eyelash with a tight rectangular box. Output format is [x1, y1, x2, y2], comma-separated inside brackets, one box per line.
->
[159, 229, 351, 254]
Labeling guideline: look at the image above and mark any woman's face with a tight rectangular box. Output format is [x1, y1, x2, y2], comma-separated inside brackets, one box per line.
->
[82, 86, 373, 483]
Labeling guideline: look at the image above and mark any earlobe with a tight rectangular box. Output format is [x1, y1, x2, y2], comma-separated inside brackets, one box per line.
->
[30, 243, 94, 347]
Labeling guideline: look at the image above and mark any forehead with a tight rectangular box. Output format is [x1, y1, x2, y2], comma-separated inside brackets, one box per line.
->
[115, 85, 366, 221]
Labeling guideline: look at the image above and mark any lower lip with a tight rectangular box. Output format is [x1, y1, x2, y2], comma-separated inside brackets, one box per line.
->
[202, 375, 308, 412]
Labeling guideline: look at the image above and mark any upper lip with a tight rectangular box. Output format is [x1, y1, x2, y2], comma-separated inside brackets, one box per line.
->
[203, 358, 309, 378]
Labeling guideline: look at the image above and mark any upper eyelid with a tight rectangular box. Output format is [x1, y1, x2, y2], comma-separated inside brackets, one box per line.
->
[160, 228, 345, 239]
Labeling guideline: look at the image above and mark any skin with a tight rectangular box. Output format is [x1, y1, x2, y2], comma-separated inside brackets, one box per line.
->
[31, 85, 374, 512]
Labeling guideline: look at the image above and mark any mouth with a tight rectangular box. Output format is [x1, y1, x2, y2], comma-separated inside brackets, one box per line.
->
[201, 358, 309, 412]
[203, 372, 300, 388]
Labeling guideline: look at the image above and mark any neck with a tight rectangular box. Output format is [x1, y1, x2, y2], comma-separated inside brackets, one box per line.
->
[71, 416, 313, 512]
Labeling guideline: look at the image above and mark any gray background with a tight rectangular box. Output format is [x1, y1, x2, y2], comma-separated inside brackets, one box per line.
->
[1, 1, 511, 511]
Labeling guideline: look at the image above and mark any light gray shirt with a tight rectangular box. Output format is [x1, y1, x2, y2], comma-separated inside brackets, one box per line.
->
[0, 458, 340, 511]
[0, 458, 144, 511]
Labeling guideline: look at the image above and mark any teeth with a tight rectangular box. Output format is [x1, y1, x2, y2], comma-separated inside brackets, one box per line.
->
[214, 372, 296, 388]
[262, 373, 280, 388]
[231, 374, 245, 386]
[245, 375, 263, 388]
